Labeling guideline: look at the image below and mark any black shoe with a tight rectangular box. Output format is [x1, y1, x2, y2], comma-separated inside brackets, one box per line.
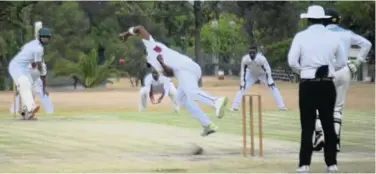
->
[21, 112, 26, 120]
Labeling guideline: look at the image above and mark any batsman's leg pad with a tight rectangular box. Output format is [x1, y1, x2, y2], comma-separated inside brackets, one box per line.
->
[17, 75, 35, 113]
[313, 111, 325, 151]
[334, 111, 342, 151]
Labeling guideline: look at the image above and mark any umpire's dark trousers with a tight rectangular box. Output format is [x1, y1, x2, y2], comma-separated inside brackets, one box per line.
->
[299, 78, 337, 167]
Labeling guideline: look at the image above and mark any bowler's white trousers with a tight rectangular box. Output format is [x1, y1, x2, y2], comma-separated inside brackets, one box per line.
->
[174, 61, 218, 126]
[139, 82, 178, 111]
[8, 61, 36, 113]
[10, 78, 54, 114]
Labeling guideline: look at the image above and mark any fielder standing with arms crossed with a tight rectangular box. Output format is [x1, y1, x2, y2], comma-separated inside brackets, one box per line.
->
[288, 5, 346, 173]
[313, 8, 372, 152]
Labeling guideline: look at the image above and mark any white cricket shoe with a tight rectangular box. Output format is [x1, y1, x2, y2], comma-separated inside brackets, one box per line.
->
[229, 108, 238, 112]
[327, 165, 338, 173]
[174, 106, 180, 113]
[296, 165, 310, 173]
[214, 97, 228, 119]
[27, 105, 40, 120]
[201, 123, 218, 137]
[139, 107, 146, 112]
[279, 107, 288, 111]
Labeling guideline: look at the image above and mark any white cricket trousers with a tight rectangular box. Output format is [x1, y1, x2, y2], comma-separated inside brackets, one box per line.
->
[315, 66, 351, 139]
[231, 71, 285, 110]
[174, 61, 218, 126]
[10, 78, 54, 114]
[8, 61, 36, 113]
[139, 82, 178, 111]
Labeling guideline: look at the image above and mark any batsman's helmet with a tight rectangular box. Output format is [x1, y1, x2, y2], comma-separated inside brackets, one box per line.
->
[38, 28, 52, 38]
[325, 8, 341, 24]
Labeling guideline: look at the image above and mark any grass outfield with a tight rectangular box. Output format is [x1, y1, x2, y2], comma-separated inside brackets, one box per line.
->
[0, 109, 374, 173]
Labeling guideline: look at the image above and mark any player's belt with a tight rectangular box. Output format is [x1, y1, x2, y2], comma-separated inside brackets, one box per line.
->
[300, 77, 333, 82]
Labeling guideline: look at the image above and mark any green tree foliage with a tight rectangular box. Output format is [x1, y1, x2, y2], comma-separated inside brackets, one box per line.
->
[53, 49, 118, 88]
[0, 1, 374, 90]
[201, 13, 247, 58]
[201, 13, 247, 74]
[264, 38, 293, 67]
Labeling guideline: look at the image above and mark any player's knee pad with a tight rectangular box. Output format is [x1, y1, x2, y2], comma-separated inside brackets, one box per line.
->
[334, 111, 342, 120]
[333, 111, 342, 137]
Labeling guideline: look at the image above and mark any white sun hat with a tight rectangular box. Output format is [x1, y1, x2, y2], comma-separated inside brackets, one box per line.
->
[300, 5, 331, 19]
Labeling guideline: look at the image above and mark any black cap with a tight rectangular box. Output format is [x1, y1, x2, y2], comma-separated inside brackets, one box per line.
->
[325, 8, 341, 23]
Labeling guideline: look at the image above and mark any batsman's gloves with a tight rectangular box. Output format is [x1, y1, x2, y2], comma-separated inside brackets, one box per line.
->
[347, 60, 358, 74]
[40, 63, 47, 76]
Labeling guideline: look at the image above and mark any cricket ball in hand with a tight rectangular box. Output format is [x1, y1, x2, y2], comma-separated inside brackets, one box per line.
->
[119, 58, 125, 64]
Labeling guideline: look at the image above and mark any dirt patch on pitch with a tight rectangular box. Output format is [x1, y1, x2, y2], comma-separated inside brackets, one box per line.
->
[77, 120, 373, 162]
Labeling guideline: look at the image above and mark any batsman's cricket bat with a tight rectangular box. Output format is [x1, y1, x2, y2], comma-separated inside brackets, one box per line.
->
[34, 21, 43, 39]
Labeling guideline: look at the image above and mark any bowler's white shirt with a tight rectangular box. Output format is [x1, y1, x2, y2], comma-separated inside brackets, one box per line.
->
[144, 74, 171, 96]
[142, 36, 194, 72]
[326, 24, 372, 66]
[240, 53, 273, 84]
[288, 24, 347, 79]
[12, 40, 44, 68]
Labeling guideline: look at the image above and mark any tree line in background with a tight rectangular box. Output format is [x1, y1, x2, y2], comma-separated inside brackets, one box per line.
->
[0, 1, 374, 89]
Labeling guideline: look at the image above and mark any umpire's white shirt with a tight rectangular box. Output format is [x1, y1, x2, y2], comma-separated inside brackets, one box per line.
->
[288, 24, 347, 79]
[144, 74, 171, 96]
[326, 24, 372, 67]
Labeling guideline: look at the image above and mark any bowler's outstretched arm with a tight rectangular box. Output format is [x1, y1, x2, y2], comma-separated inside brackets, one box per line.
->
[119, 25, 151, 41]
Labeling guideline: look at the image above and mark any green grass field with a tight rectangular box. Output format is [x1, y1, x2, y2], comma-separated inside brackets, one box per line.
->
[0, 109, 374, 173]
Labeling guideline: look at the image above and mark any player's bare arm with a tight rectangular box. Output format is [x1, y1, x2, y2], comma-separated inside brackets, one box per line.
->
[261, 60, 274, 87]
[157, 91, 165, 104]
[239, 56, 248, 90]
[156, 55, 174, 77]
[40, 75, 49, 96]
[149, 85, 155, 104]
[198, 77, 203, 87]
[37, 62, 49, 95]
[119, 25, 151, 41]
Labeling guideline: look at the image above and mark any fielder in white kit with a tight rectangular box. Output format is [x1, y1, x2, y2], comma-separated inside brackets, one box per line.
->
[139, 70, 179, 112]
[230, 46, 287, 111]
[313, 8, 372, 152]
[8, 27, 51, 120]
[10, 62, 54, 115]
[120, 25, 228, 136]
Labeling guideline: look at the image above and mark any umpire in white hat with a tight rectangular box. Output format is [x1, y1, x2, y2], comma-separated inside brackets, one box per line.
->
[288, 5, 347, 173]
